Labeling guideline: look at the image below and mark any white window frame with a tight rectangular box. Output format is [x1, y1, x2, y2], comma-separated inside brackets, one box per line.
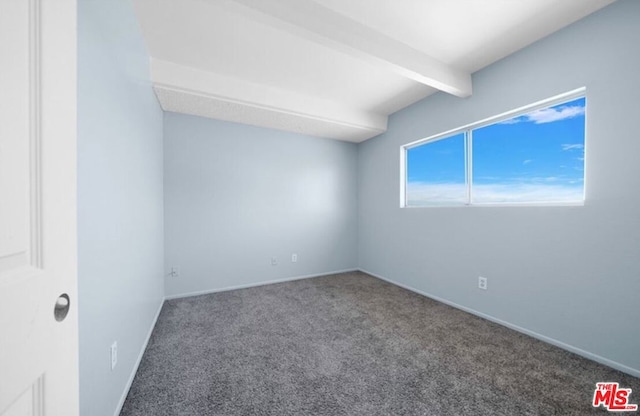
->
[400, 88, 587, 208]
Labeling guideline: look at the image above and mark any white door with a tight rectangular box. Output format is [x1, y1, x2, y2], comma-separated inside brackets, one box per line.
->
[0, 0, 79, 415]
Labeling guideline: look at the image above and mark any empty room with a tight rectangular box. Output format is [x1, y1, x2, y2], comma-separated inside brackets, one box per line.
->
[1, 0, 639, 415]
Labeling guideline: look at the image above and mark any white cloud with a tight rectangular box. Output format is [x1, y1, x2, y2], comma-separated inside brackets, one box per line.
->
[500, 105, 585, 125]
[472, 183, 583, 203]
[561, 143, 584, 151]
[522, 159, 532, 165]
[406, 183, 467, 206]
[526, 105, 585, 124]
[406, 182, 583, 206]
[498, 117, 524, 125]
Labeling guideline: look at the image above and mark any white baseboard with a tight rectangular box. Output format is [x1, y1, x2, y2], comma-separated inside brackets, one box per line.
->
[113, 299, 165, 416]
[359, 268, 640, 379]
[165, 268, 359, 300]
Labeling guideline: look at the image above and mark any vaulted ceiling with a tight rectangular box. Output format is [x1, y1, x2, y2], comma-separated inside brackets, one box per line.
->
[133, 0, 614, 142]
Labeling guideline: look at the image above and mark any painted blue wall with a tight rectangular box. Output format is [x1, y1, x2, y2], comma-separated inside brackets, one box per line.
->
[77, 0, 164, 415]
[358, 0, 640, 376]
[76, 4, 639, 415]
[163, 113, 358, 298]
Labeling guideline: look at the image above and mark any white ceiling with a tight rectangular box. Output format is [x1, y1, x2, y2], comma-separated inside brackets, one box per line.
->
[133, 0, 615, 142]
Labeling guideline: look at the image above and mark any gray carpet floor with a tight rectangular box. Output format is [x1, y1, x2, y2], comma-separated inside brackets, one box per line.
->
[120, 271, 639, 415]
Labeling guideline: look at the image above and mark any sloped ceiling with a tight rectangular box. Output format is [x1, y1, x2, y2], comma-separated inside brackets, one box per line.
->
[133, 0, 615, 142]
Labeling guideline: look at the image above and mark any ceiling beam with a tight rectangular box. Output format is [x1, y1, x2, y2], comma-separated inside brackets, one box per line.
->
[223, 0, 472, 98]
[151, 59, 388, 142]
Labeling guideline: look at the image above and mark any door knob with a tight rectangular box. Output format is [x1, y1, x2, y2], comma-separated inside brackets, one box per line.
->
[54, 293, 70, 322]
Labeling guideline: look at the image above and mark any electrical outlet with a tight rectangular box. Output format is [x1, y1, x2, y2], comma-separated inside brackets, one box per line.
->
[291, 253, 298, 263]
[110, 341, 118, 370]
[170, 266, 180, 278]
[271, 257, 278, 266]
[478, 276, 488, 290]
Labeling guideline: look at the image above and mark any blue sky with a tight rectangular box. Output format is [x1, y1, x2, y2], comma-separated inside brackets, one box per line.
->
[406, 97, 586, 205]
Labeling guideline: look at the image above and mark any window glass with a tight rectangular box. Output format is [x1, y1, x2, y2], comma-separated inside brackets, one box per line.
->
[402, 93, 586, 207]
[472, 97, 585, 203]
[406, 133, 466, 206]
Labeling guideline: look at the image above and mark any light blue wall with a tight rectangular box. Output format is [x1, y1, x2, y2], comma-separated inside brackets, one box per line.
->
[358, 0, 640, 376]
[77, 0, 164, 415]
[77, 3, 638, 413]
[164, 113, 358, 298]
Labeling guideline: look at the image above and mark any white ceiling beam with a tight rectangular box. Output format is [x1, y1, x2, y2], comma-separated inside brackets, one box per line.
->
[151, 59, 388, 142]
[222, 0, 472, 98]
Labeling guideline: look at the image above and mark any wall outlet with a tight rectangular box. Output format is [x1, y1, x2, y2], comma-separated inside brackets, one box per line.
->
[271, 257, 278, 266]
[478, 276, 488, 290]
[110, 341, 118, 370]
[291, 253, 298, 263]
[170, 266, 180, 278]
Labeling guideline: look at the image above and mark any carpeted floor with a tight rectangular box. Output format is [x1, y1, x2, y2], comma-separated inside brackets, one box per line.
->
[120, 271, 639, 415]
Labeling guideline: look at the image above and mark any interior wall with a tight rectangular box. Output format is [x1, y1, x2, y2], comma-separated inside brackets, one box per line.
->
[77, 1, 164, 415]
[163, 113, 358, 298]
[358, 0, 640, 376]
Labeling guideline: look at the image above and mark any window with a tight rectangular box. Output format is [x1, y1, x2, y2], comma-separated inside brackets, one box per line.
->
[406, 132, 466, 206]
[402, 91, 586, 207]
